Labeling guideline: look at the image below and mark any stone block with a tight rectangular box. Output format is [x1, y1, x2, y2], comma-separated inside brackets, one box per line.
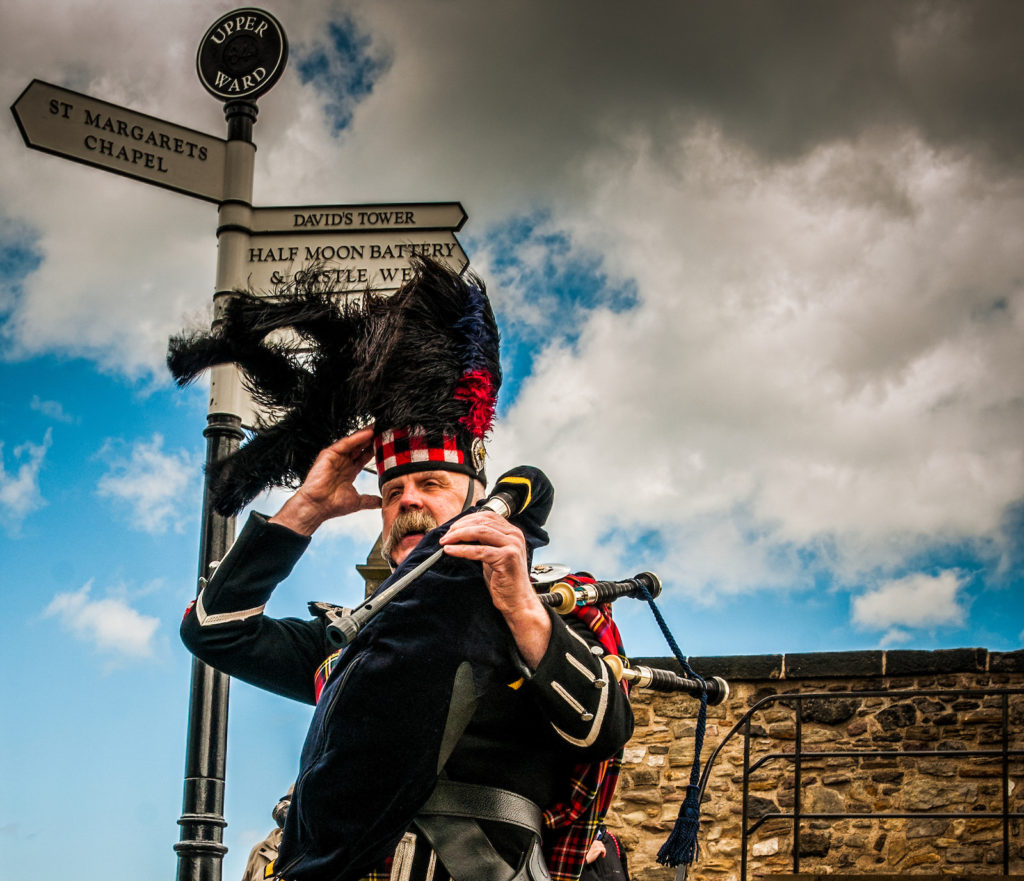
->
[751, 837, 779, 856]
[886, 835, 909, 862]
[984, 846, 1007, 864]
[946, 845, 986, 863]
[902, 777, 978, 810]
[964, 708, 1003, 724]
[670, 721, 695, 739]
[769, 723, 797, 740]
[887, 647, 986, 676]
[905, 725, 937, 740]
[913, 697, 948, 713]
[875, 702, 918, 730]
[621, 787, 662, 806]
[906, 817, 950, 838]
[801, 697, 860, 725]
[918, 758, 958, 777]
[685, 653, 783, 681]
[846, 718, 868, 737]
[901, 850, 943, 868]
[952, 699, 981, 710]
[629, 767, 660, 787]
[871, 770, 904, 784]
[746, 795, 780, 819]
[785, 650, 885, 678]
[712, 838, 741, 857]
[761, 707, 794, 723]
[807, 785, 843, 813]
[957, 762, 1003, 778]
[803, 728, 842, 744]
[991, 649, 1024, 672]
[798, 831, 832, 857]
[622, 746, 647, 764]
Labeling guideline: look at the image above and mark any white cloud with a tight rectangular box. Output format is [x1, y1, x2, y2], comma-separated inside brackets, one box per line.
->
[879, 627, 914, 647]
[2, 1, 1022, 603]
[488, 127, 1024, 594]
[0, 428, 51, 529]
[42, 580, 159, 658]
[30, 395, 73, 423]
[852, 571, 967, 631]
[96, 434, 199, 533]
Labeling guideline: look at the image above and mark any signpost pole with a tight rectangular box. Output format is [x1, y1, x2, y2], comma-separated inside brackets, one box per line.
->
[173, 97, 257, 881]
[175, 12, 287, 878]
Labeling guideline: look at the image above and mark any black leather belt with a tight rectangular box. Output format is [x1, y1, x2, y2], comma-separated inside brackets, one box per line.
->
[411, 779, 550, 881]
[419, 779, 543, 835]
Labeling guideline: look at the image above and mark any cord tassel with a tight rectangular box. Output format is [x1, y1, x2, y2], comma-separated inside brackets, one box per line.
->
[657, 782, 703, 867]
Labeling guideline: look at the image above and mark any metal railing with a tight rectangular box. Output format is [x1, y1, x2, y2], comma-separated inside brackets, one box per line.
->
[692, 687, 1024, 880]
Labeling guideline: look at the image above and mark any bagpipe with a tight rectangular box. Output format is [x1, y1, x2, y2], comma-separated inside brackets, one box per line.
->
[275, 466, 724, 881]
[326, 556, 728, 706]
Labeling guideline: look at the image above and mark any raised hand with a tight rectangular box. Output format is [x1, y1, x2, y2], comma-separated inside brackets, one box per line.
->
[269, 427, 382, 535]
[440, 510, 552, 669]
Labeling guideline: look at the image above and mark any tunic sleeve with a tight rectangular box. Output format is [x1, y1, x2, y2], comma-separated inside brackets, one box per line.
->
[522, 608, 634, 760]
[180, 511, 327, 705]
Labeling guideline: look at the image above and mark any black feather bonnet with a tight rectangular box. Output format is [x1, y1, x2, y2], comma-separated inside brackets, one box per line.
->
[167, 256, 501, 515]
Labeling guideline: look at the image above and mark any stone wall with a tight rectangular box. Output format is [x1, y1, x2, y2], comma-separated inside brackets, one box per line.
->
[606, 648, 1024, 881]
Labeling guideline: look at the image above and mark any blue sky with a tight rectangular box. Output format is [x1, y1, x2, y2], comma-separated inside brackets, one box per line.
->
[2, 3, 1022, 880]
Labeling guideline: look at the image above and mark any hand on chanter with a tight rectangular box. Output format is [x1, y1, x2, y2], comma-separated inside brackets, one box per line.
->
[269, 427, 382, 535]
[440, 509, 551, 669]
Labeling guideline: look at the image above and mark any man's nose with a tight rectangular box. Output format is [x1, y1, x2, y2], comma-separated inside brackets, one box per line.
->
[397, 485, 424, 509]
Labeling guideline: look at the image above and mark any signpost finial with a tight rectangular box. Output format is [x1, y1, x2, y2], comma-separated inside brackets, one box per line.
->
[197, 8, 288, 104]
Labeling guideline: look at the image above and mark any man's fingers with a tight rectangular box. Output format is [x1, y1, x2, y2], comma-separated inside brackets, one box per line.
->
[359, 494, 382, 511]
[441, 531, 524, 568]
[441, 513, 521, 544]
[440, 542, 489, 561]
[325, 427, 376, 462]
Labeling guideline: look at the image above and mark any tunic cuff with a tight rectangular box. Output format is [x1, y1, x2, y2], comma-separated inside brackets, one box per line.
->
[196, 511, 312, 619]
[526, 608, 615, 748]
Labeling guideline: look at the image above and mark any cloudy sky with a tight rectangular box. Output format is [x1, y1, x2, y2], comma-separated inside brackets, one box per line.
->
[1, 2, 1022, 879]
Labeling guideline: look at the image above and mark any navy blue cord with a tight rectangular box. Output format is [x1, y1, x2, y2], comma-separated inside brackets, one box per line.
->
[638, 585, 707, 866]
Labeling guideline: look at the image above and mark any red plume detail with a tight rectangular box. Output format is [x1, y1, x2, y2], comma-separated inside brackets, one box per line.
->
[454, 370, 496, 437]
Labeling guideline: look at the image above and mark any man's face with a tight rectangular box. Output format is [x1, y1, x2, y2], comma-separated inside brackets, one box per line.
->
[380, 470, 482, 566]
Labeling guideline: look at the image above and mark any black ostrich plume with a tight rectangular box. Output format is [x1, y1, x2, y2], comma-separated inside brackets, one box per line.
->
[167, 255, 501, 516]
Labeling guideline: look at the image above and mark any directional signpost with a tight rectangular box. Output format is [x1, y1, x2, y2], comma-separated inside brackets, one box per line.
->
[12, 79, 228, 202]
[246, 202, 467, 292]
[10, 8, 470, 881]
